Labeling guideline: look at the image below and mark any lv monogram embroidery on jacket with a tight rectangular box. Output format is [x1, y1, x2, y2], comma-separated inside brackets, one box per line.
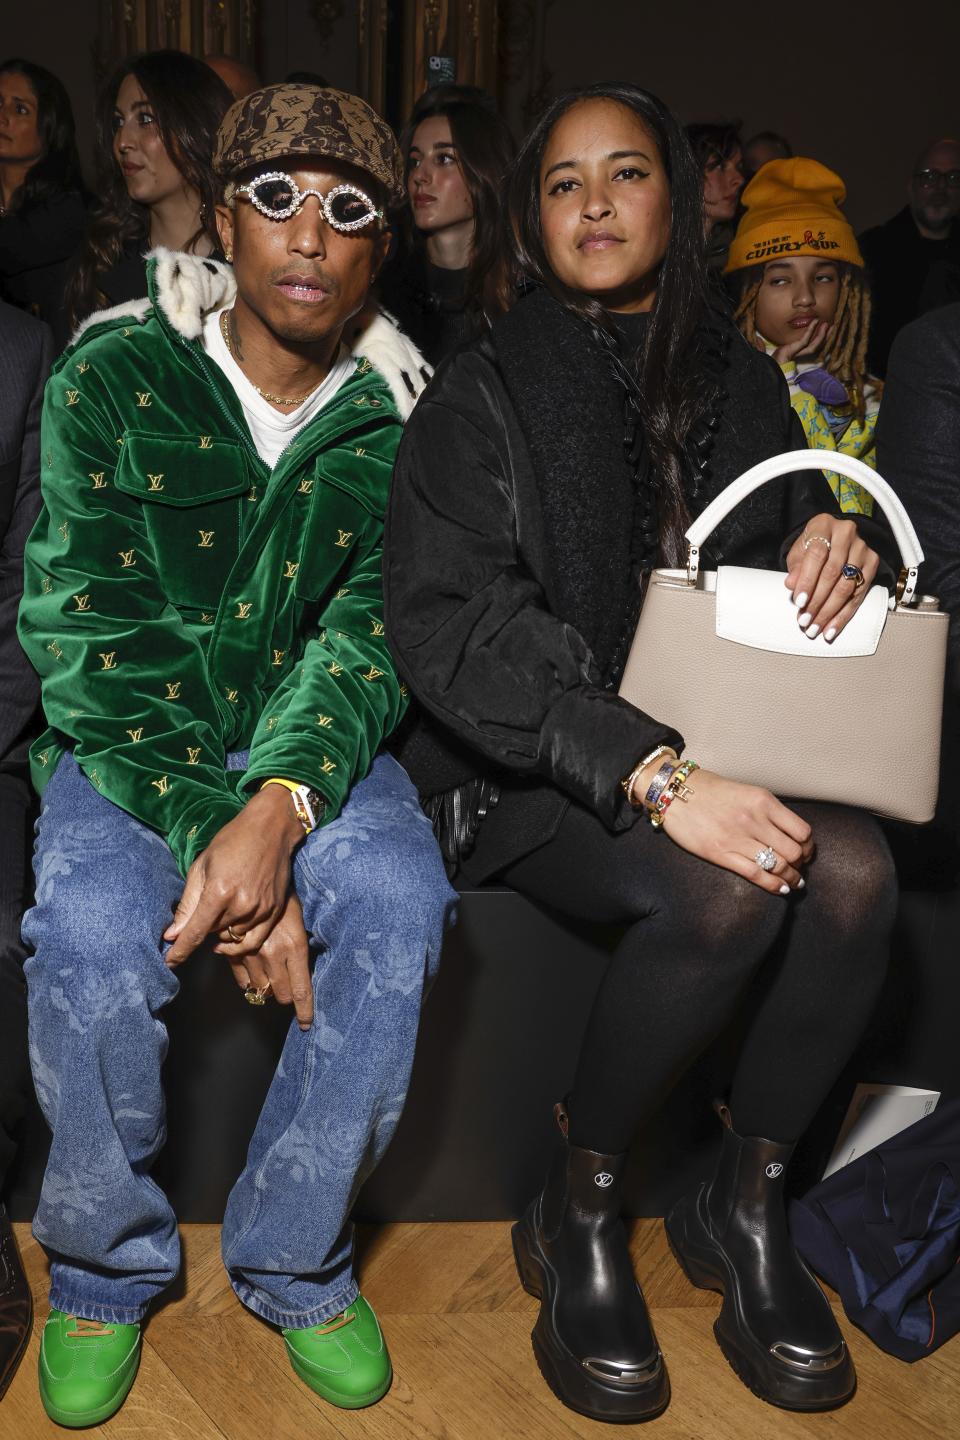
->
[20, 248, 410, 877]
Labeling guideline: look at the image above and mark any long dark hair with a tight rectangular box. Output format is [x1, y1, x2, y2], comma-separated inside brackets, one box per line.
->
[509, 82, 713, 566]
[686, 120, 743, 174]
[0, 57, 85, 212]
[401, 87, 516, 321]
[67, 50, 232, 329]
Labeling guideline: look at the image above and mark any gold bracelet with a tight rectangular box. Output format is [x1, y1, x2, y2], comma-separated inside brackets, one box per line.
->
[622, 745, 678, 807]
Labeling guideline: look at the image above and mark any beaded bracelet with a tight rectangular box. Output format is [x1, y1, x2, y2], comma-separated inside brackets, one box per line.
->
[649, 759, 700, 829]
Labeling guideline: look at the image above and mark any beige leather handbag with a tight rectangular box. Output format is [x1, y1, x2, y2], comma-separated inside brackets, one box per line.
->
[618, 451, 948, 823]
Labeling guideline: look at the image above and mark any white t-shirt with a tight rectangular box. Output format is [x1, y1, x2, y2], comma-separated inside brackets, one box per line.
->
[202, 304, 354, 468]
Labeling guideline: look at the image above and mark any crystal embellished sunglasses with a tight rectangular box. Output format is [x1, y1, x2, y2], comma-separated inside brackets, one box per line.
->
[228, 170, 385, 230]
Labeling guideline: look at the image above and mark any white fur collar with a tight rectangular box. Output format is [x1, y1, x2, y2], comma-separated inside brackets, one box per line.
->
[71, 247, 432, 419]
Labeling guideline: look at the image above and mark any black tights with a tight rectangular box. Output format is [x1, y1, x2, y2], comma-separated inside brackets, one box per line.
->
[503, 801, 896, 1153]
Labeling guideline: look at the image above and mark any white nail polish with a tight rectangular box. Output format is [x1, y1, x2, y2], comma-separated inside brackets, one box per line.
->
[794, 592, 808, 609]
[798, 611, 811, 628]
[779, 884, 790, 895]
[825, 627, 837, 642]
[808, 623, 820, 638]
[798, 878, 806, 888]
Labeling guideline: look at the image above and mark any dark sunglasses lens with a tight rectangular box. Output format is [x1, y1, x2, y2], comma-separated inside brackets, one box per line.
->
[253, 177, 297, 213]
[328, 188, 374, 227]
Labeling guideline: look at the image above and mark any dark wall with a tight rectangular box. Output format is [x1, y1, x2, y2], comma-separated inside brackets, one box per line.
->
[502, 0, 960, 233]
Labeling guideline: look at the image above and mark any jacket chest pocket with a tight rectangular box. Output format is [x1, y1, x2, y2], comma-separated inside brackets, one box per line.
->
[293, 487, 373, 603]
[115, 433, 252, 609]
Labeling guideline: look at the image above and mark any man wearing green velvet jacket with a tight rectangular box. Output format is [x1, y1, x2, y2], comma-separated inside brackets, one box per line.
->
[18, 85, 454, 1428]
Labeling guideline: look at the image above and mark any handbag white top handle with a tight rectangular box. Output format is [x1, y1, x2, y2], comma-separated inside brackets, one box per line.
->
[685, 451, 925, 605]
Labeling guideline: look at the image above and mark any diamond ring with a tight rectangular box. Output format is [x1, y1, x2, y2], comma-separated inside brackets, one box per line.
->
[755, 846, 778, 872]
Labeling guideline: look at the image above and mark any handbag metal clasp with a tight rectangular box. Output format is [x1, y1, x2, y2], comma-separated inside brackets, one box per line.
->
[686, 544, 700, 587]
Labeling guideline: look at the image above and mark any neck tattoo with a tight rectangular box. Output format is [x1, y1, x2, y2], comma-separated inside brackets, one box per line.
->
[219, 309, 321, 409]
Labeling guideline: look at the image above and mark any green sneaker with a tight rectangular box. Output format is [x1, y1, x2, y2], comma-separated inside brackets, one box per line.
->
[283, 1294, 392, 1409]
[39, 1308, 141, 1428]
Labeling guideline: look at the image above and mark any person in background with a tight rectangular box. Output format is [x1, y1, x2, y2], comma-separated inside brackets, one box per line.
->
[379, 85, 515, 364]
[66, 50, 232, 330]
[742, 129, 792, 180]
[686, 120, 744, 267]
[859, 137, 960, 378]
[0, 58, 88, 350]
[386, 80, 896, 1424]
[877, 304, 960, 887]
[0, 298, 53, 1401]
[728, 159, 880, 514]
[204, 53, 261, 101]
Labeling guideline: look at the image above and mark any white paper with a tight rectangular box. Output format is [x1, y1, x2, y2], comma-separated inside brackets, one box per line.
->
[822, 1082, 940, 1180]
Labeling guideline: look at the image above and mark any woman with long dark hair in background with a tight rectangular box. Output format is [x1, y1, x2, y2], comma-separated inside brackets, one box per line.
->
[0, 58, 87, 349]
[67, 50, 231, 331]
[379, 85, 515, 364]
[386, 82, 897, 1422]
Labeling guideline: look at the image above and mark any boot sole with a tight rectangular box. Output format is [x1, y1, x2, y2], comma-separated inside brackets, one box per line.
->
[511, 1214, 670, 1424]
[665, 1196, 856, 1413]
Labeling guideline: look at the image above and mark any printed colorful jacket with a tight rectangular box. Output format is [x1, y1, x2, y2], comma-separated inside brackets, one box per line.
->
[775, 351, 881, 516]
[18, 249, 429, 876]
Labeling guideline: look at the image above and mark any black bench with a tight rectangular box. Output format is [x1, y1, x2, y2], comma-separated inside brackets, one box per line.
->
[8, 884, 959, 1223]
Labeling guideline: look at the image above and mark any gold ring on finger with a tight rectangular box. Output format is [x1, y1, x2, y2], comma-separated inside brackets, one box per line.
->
[227, 925, 244, 944]
[243, 982, 271, 1006]
[802, 533, 832, 552]
[840, 563, 865, 590]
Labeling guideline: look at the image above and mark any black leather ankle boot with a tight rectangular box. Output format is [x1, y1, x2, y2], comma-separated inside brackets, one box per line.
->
[0, 1204, 32, 1399]
[666, 1104, 855, 1411]
[511, 1103, 669, 1423]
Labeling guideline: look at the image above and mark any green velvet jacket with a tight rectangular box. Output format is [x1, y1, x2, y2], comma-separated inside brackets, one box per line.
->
[18, 251, 427, 875]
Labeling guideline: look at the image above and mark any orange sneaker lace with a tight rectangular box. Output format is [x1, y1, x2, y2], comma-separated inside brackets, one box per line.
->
[313, 1311, 356, 1338]
[66, 1317, 115, 1339]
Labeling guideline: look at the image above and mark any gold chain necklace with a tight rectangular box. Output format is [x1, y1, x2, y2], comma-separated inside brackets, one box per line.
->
[219, 310, 319, 408]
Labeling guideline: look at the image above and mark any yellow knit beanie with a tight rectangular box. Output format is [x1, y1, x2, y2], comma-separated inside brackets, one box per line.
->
[724, 157, 863, 274]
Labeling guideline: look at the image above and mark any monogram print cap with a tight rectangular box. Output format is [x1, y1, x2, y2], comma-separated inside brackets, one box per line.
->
[213, 84, 404, 206]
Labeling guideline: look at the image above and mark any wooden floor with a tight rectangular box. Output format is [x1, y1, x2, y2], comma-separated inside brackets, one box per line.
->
[6, 1220, 958, 1438]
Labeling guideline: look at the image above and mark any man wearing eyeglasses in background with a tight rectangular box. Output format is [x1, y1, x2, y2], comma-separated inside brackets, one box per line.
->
[18, 85, 453, 1428]
[859, 137, 960, 378]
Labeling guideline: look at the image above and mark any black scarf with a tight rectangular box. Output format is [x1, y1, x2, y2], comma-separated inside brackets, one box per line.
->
[492, 287, 727, 686]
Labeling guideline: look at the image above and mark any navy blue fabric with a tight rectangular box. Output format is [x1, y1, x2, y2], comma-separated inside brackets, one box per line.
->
[789, 1099, 960, 1361]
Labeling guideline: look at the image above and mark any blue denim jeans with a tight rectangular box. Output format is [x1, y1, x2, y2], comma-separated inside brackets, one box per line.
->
[22, 751, 455, 1328]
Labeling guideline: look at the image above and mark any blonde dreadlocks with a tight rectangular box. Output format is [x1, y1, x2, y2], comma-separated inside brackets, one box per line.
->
[733, 263, 877, 422]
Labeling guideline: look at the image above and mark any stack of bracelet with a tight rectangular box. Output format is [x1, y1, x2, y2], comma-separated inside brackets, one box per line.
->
[621, 747, 700, 829]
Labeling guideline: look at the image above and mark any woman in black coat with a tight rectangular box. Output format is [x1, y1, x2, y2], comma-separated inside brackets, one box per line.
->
[385, 83, 896, 1422]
